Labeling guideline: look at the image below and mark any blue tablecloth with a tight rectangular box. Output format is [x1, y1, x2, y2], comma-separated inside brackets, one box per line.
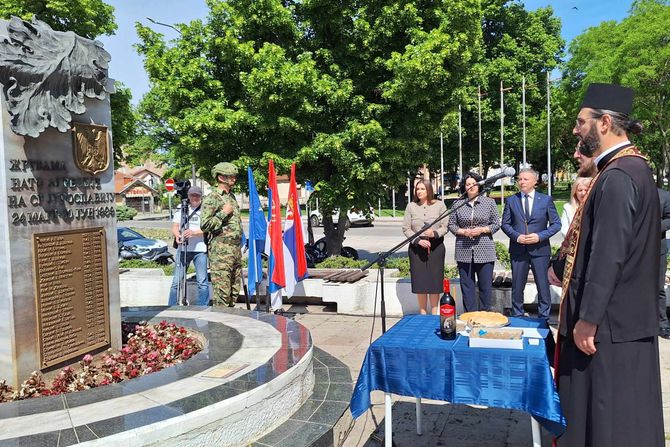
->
[350, 315, 566, 436]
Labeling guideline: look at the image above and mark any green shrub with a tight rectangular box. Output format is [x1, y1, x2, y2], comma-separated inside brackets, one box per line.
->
[444, 264, 459, 279]
[495, 241, 511, 269]
[551, 244, 561, 257]
[119, 259, 194, 276]
[241, 256, 268, 268]
[385, 257, 410, 277]
[116, 205, 138, 221]
[315, 256, 367, 269]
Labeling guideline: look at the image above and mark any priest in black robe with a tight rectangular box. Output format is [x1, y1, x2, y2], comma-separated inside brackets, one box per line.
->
[555, 83, 664, 447]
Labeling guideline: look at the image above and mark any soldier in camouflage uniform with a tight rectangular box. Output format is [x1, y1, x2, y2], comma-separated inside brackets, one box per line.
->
[200, 162, 242, 307]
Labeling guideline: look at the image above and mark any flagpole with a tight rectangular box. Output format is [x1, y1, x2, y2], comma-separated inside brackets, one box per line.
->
[547, 72, 552, 196]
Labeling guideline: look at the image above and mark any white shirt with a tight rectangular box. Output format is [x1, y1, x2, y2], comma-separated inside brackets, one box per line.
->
[172, 206, 206, 252]
[521, 190, 535, 218]
[595, 140, 631, 169]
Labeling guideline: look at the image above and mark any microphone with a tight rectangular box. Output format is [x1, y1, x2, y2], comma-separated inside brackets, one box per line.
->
[476, 166, 516, 186]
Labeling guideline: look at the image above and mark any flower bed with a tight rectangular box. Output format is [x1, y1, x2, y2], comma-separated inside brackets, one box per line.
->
[0, 320, 202, 403]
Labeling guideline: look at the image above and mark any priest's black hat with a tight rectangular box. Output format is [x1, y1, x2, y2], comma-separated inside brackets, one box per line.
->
[580, 83, 634, 115]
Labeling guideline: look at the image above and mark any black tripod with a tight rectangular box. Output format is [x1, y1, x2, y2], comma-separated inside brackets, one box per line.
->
[176, 197, 191, 306]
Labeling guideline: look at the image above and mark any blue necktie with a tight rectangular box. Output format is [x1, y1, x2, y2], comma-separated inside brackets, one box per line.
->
[524, 194, 531, 220]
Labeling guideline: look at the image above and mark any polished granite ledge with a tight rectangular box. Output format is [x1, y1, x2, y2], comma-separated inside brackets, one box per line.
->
[252, 347, 354, 447]
[0, 308, 313, 446]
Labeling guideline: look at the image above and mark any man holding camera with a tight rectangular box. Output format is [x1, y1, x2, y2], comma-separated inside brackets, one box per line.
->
[201, 162, 242, 307]
[168, 186, 210, 306]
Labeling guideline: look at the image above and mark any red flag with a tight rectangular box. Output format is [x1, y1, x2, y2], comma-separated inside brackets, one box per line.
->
[284, 163, 308, 282]
[268, 160, 286, 288]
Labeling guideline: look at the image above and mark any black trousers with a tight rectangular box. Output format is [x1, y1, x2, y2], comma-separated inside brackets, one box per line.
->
[659, 250, 668, 329]
[457, 261, 494, 312]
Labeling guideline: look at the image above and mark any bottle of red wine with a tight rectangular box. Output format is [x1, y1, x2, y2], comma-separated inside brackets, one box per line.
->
[439, 279, 456, 340]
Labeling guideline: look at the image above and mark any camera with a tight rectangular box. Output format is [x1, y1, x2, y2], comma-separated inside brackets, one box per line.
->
[174, 180, 191, 201]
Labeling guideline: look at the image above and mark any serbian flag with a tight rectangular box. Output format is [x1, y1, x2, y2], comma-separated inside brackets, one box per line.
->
[265, 160, 286, 293]
[246, 167, 266, 296]
[282, 163, 309, 296]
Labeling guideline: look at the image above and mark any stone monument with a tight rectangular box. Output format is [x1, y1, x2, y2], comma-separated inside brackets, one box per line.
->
[0, 17, 121, 386]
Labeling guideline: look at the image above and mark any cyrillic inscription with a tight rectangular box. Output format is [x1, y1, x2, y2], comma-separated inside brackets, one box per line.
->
[33, 228, 110, 368]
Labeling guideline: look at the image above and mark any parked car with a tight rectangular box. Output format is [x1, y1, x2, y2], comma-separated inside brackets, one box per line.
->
[308, 207, 374, 229]
[117, 227, 173, 264]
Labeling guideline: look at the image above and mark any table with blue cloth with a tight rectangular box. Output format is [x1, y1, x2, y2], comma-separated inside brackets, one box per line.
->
[350, 315, 566, 446]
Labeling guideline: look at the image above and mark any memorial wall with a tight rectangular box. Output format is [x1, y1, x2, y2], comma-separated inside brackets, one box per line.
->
[0, 17, 121, 386]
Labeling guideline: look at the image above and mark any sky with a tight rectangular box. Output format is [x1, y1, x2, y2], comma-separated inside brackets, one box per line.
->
[98, 0, 634, 105]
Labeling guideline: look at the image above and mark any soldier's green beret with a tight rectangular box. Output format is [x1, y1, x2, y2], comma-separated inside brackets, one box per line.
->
[211, 162, 238, 178]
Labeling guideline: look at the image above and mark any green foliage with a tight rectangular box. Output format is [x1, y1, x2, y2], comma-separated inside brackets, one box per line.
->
[116, 205, 138, 221]
[134, 0, 563, 251]
[557, 0, 670, 180]
[385, 257, 411, 278]
[119, 260, 194, 277]
[452, 2, 564, 177]
[379, 257, 457, 279]
[444, 264, 459, 280]
[127, 227, 172, 242]
[315, 256, 367, 269]
[118, 259, 187, 276]
[495, 241, 511, 269]
[0, 0, 117, 39]
[110, 81, 137, 164]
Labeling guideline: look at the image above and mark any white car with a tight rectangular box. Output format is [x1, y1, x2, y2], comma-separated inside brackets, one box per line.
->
[309, 208, 374, 228]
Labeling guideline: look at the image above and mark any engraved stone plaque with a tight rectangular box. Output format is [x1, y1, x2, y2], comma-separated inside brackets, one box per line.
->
[33, 228, 110, 368]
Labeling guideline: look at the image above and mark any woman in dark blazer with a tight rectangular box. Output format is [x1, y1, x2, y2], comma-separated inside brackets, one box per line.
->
[448, 172, 500, 312]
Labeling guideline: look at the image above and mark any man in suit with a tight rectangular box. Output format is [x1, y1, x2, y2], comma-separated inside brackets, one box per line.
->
[555, 83, 663, 447]
[501, 168, 561, 320]
[658, 188, 670, 339]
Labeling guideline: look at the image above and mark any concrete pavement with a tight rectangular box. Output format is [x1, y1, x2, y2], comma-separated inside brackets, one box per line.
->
[251, 303, 670, 447]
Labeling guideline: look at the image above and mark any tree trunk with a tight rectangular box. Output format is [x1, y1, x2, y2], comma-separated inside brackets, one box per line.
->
[322, 214, 347, 256]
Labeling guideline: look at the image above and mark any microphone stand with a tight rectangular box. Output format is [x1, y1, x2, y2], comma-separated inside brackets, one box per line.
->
[361, 182, 499, 334]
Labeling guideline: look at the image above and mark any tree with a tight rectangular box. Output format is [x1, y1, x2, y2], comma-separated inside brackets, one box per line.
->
[110, 81, 137, 164]
[135, 0, 563, 253]
[450, 2, 564, 180]
[135, 0, 486, 254]
[557, 0, 670, 181]
[0, 0, 117, 39]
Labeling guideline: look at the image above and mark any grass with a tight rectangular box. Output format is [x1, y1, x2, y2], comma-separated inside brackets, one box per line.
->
[127, 227, 172, 242]
[119, 259, 194, 276]
[374, 209, 405, 217]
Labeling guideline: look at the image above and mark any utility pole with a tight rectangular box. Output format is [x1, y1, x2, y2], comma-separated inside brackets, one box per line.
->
[440, 132, 445, 199]
[500, 80, 505, 207]
[458, 105, 463, 188]
[478, 85, 483, 176]
[547, 72, 552, 196]
[522, 75, 527, 167]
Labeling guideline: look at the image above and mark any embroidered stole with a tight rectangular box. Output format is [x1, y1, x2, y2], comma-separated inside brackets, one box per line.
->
[556, 146, 646, 331]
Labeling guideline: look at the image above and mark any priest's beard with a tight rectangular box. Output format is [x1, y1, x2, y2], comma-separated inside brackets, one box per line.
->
[578, 126, 601, 157]
[577, 158, 597, 177]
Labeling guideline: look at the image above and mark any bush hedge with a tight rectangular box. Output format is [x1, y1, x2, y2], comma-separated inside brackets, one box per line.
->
[116, 205, 138, 221]
[315, 256, 458, 279]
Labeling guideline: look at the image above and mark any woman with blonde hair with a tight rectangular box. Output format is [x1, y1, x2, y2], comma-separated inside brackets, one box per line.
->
[560, 177, 591, 237]
[402, 179, 448, 314]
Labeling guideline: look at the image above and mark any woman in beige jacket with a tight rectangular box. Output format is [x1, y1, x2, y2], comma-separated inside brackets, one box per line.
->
[402, 179, 448, 314]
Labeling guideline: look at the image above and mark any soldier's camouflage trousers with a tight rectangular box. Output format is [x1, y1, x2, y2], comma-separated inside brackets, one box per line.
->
[208, 243, 242, 307]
